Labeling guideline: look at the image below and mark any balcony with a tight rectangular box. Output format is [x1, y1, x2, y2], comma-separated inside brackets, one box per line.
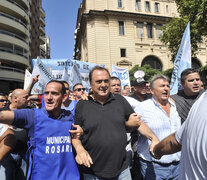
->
[40, 7, 45, 18]
[0, 12, 29, 37]
[0, 66, 25, 82]
[0, 30, 29, 50]
[0, 47, 29, 67]
[40, 25, 45, 35]
[40, 16, 45, 26]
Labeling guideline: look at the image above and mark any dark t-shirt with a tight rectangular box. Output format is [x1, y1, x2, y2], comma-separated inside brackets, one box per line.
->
[75, 93, 134, 178]
[171, 89, 205, 124]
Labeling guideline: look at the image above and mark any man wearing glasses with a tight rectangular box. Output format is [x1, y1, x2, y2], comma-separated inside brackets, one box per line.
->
[0, 94, 7, 109]
[73, 83, 86, 101]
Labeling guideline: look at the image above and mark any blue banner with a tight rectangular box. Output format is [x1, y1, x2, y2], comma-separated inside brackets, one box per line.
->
[31, 59, 103, 93]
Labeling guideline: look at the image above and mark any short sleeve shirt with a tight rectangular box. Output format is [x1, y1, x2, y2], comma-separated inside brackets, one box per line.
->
[75, 93, 134, 178]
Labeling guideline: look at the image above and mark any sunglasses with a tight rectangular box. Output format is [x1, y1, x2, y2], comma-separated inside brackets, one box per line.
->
[0, 99, 7, 102]
[74, 88, 85, 92]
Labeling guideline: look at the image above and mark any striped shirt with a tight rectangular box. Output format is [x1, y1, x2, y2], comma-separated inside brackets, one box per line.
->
[134, 98, 181, 164]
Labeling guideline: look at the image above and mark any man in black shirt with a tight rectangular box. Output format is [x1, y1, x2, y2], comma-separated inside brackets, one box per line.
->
[72, 66, 158, 179]
[171, 68, 205, 124]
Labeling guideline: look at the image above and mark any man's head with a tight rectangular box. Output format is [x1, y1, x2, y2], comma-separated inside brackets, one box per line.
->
[133, 80, 147, 97]
[124, 85, 130, 92]
[121, 89, 130, 96]
[110, 77, 121, 94]
[0, 93, 7, 108]
[10, 89, 29, 109]
[73, 83, 85, 101]
[145, 82, 151, 94]
[89, 66, 111, 100]
[62, 81, 70, 99]
[181, 68, 201, 96]
[150, 74, 170, 104]
[44, 80, 67, 117]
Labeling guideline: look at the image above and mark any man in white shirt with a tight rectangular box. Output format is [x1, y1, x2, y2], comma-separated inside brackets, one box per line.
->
[153, 91, 207, 180]
[135, 74, 181, 180]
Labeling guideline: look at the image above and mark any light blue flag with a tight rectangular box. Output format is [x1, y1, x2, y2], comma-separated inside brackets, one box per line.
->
[69, 62, 82, 91]
[170, 22, 191, 95]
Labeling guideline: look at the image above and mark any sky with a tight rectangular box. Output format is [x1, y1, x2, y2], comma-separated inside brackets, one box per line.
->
[42, 0, 82, 59]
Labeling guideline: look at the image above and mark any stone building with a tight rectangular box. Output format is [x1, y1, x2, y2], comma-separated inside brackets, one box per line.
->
[74, 0, 206, 72]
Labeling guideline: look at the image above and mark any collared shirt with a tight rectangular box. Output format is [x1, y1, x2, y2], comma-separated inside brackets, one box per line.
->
[75, 93, 134, 178]
[134, 98, 181, 164]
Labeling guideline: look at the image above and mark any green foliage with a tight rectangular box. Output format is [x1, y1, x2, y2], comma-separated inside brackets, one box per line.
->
[161, 68, 173, 82]
[129, 64, 161, 83]
[160, 0, 207, 62]
[200, 64, 207, 72]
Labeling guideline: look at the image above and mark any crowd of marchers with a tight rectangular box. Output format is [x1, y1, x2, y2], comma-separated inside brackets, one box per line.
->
[0, 67, 206, 180]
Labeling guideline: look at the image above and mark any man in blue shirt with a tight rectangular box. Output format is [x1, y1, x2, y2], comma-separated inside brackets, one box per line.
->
[0, 80, 80, 180]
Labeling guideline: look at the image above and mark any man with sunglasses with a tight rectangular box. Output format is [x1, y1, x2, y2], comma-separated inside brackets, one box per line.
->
[0, 94, 7, 109]
[73, 83, 86, 101]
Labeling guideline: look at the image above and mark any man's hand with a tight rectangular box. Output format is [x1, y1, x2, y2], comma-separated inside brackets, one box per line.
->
[81, 93, 89, 101]
[126, 113, 142, 128]
[69, 124, 83, 139]
[149, 138, 160, 159]
[75, 148, 93, 168]
[32, 74, 39, 85]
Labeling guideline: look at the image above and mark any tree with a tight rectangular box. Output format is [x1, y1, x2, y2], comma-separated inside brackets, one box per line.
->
[160, 0, 207, 62]
[129, 64, 160, 83]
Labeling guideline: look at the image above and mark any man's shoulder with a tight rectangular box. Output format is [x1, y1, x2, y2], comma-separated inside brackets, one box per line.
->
[171, 90, 184, 100]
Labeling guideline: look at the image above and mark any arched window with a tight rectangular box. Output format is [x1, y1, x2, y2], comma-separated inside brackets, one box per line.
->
[192, 58, 201, 69]
[141, 55, 162, 71]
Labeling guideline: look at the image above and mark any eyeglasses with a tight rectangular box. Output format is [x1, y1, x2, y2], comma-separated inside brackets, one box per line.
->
[74, 88, 85, 92]
[0, 99, 7, 102]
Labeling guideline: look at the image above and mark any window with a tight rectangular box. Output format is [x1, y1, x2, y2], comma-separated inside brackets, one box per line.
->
[136, 23, 144, 38]
[156, 24, 162, 38]
[118, 0, 123, 8]
[147, 23, 153, 38]
[145, 1, 150, 12]
[119, 21, 125, 35]
[155, 2, 160, 13]
[120, 48, 126, 57]
[141, 56, 162, 71]
[166, 5, 169, 13]
[135, 0, 141, 11]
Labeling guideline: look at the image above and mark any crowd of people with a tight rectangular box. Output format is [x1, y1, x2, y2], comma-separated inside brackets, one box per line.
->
[0, 66, 206, 180]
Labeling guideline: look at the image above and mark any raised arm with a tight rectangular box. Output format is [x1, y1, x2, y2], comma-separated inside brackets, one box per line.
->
[0, 128, 16, 161]
[0, 111, 15, 125]
[152, 133, 181, 159]
[25, 74, 39, 95]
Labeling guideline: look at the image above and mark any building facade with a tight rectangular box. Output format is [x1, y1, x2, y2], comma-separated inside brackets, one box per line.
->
[0, 0, 50, 92]
[74, 0, 206, 72]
